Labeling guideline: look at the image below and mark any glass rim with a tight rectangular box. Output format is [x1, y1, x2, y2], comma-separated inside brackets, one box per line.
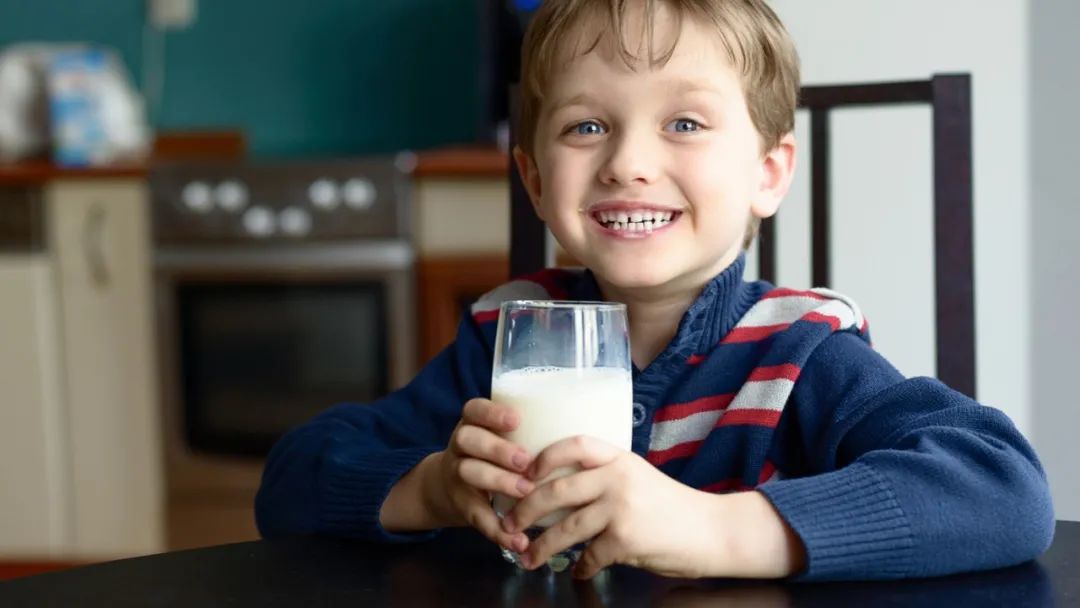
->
[499, 299, 626, 311]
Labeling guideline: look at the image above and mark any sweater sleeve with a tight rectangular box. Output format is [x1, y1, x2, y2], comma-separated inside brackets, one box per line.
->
[757, 332, 1055, 581]
[254, 313, 493, 542]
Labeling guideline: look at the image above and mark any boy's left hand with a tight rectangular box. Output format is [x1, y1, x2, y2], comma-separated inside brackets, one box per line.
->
[502, 435, 807, 580]
[500, 435, 723, 579]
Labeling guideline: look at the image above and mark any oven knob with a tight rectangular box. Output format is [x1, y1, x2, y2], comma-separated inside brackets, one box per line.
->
[343, 178, 376, 210]
[181, 181, 213, 213]
[308, 179, 341, 210]
[279, 206, 312, 237]
[215, 180, 249, 212]
[242, 206, 276, 237]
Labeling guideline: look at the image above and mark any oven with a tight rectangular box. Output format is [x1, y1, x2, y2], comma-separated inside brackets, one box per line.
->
[150, 155, 416, 548]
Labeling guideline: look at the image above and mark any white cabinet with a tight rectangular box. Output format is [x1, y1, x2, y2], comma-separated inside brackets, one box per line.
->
[0, 256, 69, 555]
[0, 178, 164, 559]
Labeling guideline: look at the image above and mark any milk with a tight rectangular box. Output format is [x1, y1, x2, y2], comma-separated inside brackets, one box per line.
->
[491, 366, 632, 528]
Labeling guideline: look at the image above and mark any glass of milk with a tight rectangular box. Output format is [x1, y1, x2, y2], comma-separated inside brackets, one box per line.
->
[490, 300, 632, 572]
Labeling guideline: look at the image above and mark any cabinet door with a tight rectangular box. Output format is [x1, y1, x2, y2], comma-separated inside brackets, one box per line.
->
[0, 257, 70, 555]
[46, 179, 164, 557]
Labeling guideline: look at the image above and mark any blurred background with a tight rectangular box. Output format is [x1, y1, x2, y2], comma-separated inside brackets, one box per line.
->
[0, 0, 1075, 579]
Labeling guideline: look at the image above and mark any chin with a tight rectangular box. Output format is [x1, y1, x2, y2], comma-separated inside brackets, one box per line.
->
[592, 263, 681, 292]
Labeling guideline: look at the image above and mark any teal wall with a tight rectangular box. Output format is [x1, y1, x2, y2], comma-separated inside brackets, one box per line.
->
[0, 0, 482, 157]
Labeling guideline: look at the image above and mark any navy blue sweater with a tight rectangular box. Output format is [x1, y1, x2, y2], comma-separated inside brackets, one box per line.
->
[255, 255, 1054, 580]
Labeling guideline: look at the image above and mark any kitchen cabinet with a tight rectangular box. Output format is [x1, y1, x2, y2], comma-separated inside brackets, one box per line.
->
[0, 176, 164, 559]
[0, 255, 69, 554]
[412, 149, 581, 365]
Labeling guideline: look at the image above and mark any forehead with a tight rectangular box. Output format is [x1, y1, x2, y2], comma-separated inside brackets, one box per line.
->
[543, 8, 738, 102]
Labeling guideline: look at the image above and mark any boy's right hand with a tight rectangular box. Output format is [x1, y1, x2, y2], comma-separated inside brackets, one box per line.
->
[424, 398, 534, 553]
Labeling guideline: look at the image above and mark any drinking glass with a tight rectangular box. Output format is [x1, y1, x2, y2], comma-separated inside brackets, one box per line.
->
[490, 300, 632, 572]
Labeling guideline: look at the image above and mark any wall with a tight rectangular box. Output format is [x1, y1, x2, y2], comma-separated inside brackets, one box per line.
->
[1030, 0, 1080, 521]
[0, 0, 482, 156]
[764, 1, 1032, 442]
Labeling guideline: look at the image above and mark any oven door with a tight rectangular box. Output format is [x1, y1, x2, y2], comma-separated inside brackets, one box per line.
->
[155, 241, 415, 497]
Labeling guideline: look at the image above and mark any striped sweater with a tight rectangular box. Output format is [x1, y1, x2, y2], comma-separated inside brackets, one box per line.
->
[255, 254, 1054, 581]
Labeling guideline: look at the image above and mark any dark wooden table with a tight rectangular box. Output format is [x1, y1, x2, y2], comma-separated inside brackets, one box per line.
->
[2, 522, 1077, 607]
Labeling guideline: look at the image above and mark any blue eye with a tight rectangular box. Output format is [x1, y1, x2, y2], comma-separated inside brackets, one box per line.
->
[571, 120, 606, 136]
[668, 118, 702, 133]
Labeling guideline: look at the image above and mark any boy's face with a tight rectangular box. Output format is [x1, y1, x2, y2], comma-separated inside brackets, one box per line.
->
[515, 8, 795, 296]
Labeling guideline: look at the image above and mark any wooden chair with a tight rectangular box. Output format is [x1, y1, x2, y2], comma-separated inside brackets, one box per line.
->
[507, 74, 975, 398]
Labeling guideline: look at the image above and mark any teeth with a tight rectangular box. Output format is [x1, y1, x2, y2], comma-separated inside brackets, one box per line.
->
[595, 209, 678, 232]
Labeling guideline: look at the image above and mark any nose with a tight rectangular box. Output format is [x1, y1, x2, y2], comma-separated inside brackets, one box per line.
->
[597, 127, 662, 187]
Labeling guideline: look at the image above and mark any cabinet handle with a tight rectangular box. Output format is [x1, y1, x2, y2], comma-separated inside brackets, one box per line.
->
[83, 203, 110, 288]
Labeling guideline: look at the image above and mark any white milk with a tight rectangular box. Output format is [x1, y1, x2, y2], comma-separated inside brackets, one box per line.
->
[491, 366, 632, 528]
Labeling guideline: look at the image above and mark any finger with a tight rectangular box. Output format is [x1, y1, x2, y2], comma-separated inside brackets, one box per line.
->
[457, 457, 535, 498]
[572, 531, 620, 579]
[521, 503, 608, 571]
[453, 424, 531, 472]
[459, 491, 531, 554]
[461, 398, 520, 433]
[528, 435, 621, 481]
[504, 468, 605, 533]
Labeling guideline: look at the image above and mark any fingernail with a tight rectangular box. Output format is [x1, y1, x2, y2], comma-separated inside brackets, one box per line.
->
[502, 516, 517, 534]
[512, 534, 528, 553]
[512, 451, 529, 470]
[516, 477, 534, 495]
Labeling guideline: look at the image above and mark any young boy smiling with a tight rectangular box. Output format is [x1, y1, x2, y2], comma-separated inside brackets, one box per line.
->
[256, 0, 1054, 580]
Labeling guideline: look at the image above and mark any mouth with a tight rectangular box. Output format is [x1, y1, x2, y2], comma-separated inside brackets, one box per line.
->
[588, 204, 683, 235]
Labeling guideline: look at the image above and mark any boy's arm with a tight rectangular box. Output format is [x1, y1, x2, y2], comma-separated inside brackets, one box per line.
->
[254, 314, 491, 542]
[757, 332, 1055, 581]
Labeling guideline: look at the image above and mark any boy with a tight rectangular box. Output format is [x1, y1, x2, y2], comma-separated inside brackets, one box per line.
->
[256, 0, 1054, 580]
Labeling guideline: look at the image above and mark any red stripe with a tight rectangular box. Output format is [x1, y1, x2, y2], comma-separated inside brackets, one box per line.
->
[653, 393, 735, 422]
[747, 363, 800, 382]
[721, 323, 791, 344]
[717, 408, 783, 427]
[702, 460, 779, 494]
[801, 311, 842, 330]
[860, 318, 870, 334]
[646, 440, 703, 466]
[701, 478, 748, 493]
[760, 288, 828, 301]
[687, 353, 706, 365]
[472, 309, 500, 324]
[756, 460, 777, 485]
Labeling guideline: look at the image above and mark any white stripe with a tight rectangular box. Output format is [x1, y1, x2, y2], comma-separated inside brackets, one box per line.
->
[811, 299, 858, 330]
[649, 410, 723, 452]
[728, 378, 795, 412]
[811, 288, 865, 329]
[736, 295, 826, 328]
[470, 280, 552, 315]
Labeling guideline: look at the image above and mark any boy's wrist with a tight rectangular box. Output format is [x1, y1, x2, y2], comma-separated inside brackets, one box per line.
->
[699, 490, 807, 578]
[381, 451, 446, 532]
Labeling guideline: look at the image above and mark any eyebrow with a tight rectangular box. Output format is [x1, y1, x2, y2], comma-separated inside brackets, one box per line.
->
[547, 93, 600, 115]
[547, 79, 726, 115]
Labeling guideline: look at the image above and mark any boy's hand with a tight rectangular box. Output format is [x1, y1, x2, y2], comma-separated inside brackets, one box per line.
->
[500, 436, 805, 579]
[423, 398, 535, 554]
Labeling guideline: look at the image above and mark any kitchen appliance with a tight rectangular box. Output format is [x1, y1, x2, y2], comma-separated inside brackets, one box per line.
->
[151, 154, 416, 549]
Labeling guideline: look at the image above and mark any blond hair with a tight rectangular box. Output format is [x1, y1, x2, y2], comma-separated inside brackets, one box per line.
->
[517, 0, 800, 248]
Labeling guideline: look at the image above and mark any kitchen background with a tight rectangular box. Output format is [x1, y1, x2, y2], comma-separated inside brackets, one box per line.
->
[0, 0, 486, 156]
[0, 0, 1077, 579]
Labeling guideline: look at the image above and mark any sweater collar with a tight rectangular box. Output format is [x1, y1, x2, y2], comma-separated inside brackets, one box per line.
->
[571, 253, 757, 358]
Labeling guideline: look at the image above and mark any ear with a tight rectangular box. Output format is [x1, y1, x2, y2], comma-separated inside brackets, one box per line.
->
[751, 132, 797, 220]
[512, 145, 546, 221]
